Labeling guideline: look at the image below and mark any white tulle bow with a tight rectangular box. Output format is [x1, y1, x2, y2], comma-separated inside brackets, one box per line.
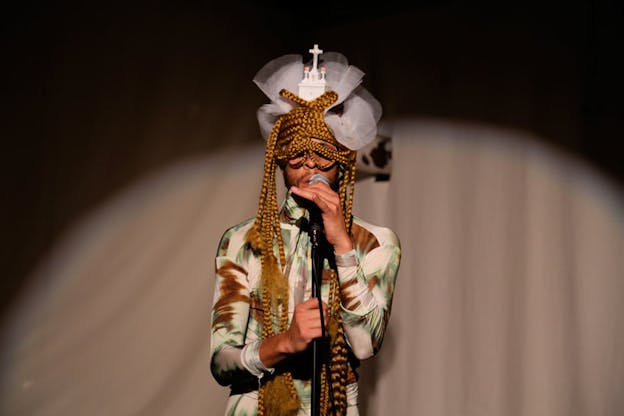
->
[253, 52, 382, 151]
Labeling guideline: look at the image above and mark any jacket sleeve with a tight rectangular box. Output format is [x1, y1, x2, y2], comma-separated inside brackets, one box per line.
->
[338, 221, 401, 360]
[209, 227, 252, 386]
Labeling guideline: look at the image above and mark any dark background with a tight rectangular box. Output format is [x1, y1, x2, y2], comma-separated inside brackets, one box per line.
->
[2, 0, 622, 322]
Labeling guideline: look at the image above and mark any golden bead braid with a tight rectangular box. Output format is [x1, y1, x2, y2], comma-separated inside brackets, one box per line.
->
[250, 88, 358, 415]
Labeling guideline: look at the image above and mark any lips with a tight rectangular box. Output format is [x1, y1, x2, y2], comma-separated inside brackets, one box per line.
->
[300, 175, 314, 187]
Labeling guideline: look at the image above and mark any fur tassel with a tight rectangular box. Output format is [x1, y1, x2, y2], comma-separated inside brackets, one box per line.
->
[262, 254, 289, 312]
[245, 222, 263, 252]
[262, 375, 300, 416]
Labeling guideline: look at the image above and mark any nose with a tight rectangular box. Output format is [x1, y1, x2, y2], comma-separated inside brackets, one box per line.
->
[303, 152, 318, 169]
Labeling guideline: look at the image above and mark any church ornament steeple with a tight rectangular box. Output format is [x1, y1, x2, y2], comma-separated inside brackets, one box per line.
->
[297, 44, 327, 101]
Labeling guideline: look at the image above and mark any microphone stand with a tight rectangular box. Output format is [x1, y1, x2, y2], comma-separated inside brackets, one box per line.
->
[310, 215, 326, 416]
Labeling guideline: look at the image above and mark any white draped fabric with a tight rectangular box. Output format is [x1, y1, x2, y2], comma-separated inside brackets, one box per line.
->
[1, 119, 622, 415]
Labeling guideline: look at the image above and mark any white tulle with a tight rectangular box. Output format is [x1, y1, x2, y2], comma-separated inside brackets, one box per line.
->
[253, 51, 382, 150]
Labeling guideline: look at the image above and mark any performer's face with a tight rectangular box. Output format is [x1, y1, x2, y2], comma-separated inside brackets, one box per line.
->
[282, 140, 340, 190]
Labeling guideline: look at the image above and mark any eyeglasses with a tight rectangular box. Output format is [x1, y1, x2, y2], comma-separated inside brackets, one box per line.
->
[288, 149, 338, 171]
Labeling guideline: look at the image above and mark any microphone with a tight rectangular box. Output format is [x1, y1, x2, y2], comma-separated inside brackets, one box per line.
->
[308, 174, 329, 247]
[307, 174, 330, 416]
[308, 173, 330, 187]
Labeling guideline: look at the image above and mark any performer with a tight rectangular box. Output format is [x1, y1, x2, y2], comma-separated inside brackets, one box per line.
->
[210, 45, 401, 416]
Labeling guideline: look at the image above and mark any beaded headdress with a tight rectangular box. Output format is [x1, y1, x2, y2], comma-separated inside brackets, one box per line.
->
[246, 45, 382, 416]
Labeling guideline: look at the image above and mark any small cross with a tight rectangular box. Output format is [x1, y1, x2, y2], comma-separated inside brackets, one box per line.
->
[308, 44, 323, 72]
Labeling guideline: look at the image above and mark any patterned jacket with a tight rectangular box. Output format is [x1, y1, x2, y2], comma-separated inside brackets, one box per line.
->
[210, 192, 401, 414]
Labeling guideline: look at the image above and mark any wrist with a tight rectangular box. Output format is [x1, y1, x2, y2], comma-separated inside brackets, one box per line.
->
[258, 333, 294, 369]
[333, 237, 353, 255]
[279, 331, 297, 355]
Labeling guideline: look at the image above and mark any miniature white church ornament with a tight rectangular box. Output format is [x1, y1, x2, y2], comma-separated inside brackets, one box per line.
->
[298, 44, 327, 101]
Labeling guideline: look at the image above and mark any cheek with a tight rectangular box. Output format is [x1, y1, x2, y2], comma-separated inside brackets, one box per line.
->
[329, 167, 340, 184]
[283, 167, 297, 188]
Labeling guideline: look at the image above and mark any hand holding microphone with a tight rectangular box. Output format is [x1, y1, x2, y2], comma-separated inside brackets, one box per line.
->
[290, 174, 353, 255]
[307, 174, 330, 246]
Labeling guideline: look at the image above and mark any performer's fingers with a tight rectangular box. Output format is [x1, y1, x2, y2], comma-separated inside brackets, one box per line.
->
[305, 298, 328, 310]
[289, 186, 315, 202]
[308, 182, 339, 201]
[292, 183, 338, 203]
[309, 184, 341, 207]
[291, 186, 338, 217]
[310, 192, 330, 211]
[313, 193, 344, 219]
[298, 297, 321, 310]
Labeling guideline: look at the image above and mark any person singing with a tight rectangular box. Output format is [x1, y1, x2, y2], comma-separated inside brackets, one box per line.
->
[210, 45, 401, 416]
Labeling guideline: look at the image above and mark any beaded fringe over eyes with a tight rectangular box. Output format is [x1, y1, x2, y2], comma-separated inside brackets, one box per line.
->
[246, 89, 355, 416]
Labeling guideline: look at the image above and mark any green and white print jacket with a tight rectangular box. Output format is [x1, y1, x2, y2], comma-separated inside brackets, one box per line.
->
[210, 192, 401, 415]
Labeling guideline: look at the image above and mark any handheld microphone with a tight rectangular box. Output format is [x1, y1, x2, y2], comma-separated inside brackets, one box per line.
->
[307, 173, 330, 416]
[308, 173, 330, 187]
[308, 174, 329, 247]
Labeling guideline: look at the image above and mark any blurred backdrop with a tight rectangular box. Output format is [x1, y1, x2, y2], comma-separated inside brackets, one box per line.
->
[1, 1, 623, 415]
